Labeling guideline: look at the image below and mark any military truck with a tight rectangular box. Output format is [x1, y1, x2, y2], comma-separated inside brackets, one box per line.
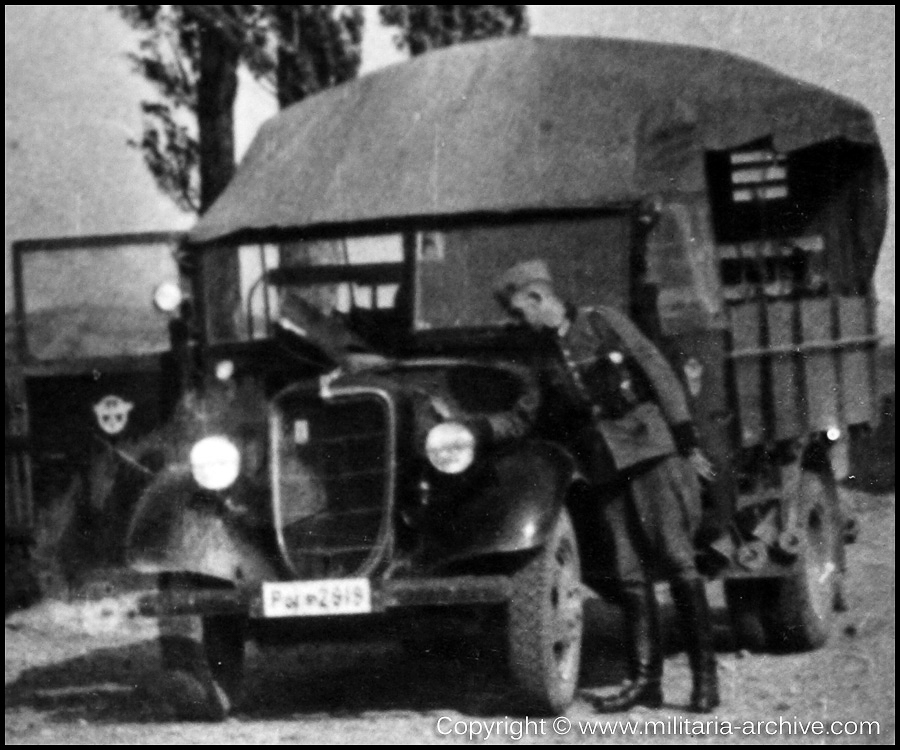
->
[5, 232, 184, 605]
[110, 37, 888, 715]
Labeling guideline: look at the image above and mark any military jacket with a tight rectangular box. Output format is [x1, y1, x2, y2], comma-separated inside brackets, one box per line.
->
[541, 306, 695, 479]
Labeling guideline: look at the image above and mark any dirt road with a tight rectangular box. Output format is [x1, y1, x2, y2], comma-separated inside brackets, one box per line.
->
[5, 488, 894, 745]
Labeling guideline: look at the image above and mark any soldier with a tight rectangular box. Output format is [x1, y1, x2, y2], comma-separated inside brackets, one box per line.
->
[494, 259, 720, 714]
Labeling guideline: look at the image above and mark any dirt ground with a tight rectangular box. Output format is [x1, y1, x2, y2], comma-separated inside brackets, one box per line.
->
[4, 486, 894, 745]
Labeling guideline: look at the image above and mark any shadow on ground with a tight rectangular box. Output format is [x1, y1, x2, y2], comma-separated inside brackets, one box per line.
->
[845, 347, 895, 494]
[5, 596, 737, 723]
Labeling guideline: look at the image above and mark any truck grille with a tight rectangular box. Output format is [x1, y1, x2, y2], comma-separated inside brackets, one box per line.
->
[272, 386, 393, 579]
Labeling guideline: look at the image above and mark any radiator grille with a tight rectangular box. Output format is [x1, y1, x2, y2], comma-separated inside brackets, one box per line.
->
[273, 388, 392, 578]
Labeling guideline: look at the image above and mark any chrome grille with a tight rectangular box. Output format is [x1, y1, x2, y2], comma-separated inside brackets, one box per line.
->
[272, 386, 392, 578]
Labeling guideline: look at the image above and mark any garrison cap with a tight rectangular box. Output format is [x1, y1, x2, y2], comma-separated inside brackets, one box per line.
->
[494, 259, 553, 304]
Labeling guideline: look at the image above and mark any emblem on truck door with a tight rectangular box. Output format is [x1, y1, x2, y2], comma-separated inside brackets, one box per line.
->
[93, 395, 134, 435]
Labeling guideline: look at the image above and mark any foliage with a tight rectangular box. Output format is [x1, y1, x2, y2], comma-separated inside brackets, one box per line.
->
[132, 101, 200, 213]
[379, 5, 528, 56]
[269, 6, 364, 108]
[115, 5, 364, 212]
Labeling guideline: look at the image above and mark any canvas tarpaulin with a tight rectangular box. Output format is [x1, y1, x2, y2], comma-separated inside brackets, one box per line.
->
[189, 35, 886, 262]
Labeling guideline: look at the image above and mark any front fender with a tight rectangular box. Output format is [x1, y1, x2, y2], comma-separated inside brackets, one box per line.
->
[419, 440, 584, 572]
[125, 467, 280, 585]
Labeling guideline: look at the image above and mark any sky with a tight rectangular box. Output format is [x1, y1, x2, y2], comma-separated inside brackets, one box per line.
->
[5, 5, 895, 334]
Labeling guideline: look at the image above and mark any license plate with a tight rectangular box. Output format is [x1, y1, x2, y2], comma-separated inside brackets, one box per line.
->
[261, 578, 372, 618]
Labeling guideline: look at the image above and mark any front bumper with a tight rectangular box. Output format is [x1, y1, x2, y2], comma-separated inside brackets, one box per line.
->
[137, 575, 513, 618]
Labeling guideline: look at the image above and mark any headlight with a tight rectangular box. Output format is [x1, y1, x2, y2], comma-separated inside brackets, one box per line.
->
[190, 435, 241, 491]
[214, 359, 235, 381]
[425, 422, 476, 475]
[152, 281, 183, 313]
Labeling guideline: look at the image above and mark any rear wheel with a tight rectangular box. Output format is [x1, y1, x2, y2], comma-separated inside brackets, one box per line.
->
[764, 470, 842, 651]
[724, 466, 845, 653]
[507, 509, 583, 714]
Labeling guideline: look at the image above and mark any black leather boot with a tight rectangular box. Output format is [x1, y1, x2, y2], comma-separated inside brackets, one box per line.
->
[670, 577, 720, 713]
[590, 582, 663, 712]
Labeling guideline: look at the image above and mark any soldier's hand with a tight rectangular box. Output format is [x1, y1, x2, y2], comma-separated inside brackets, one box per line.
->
[688, 448, 716, 481]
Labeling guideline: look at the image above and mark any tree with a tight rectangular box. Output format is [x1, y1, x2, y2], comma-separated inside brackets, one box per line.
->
[379, 5, 528, 57]
[116, 5, 364, 213]
[269, 6, 364, 109]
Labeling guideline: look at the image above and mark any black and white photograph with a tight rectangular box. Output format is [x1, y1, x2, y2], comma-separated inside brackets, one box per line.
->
[5, 5, 894, 744]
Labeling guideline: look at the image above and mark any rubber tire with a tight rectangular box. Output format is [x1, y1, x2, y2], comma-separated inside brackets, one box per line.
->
[723, 578, 770, 652]
[507, 508, 583, 715]
[764, 469, 842, 652]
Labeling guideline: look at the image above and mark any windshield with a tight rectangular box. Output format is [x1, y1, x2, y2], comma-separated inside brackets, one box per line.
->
[412, 214, 633, 330]
[199, 235, 407, 351]
[198, 213, 633, 348]
[13, 234, 182, 361]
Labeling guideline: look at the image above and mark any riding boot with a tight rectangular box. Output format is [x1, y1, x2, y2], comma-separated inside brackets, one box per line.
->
[590, 582, 663, 712]
[670, 577, 720, 713]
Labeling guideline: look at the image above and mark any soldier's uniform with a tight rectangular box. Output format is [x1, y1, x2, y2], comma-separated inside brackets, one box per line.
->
[550, 304, 702, 585]
[494, 259, 719, 714]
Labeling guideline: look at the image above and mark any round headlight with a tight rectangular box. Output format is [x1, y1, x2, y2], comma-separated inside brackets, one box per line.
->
[190, 435, 241, 491]
[215, 359, 235, 381]
[152, 281, 183, 313]
[425, 422, 476, 475]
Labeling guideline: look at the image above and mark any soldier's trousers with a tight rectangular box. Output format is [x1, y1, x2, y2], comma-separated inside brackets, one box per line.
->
[601, 453, 702, 585]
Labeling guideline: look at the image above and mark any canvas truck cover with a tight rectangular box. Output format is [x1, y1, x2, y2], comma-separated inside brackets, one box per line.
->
[189, 36, 887, 274]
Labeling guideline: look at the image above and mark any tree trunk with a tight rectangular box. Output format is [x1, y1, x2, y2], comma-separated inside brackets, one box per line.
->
[197, 21, 241, 342]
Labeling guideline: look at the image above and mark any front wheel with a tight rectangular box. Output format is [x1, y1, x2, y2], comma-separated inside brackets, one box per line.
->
[507, 508, 583, 714]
